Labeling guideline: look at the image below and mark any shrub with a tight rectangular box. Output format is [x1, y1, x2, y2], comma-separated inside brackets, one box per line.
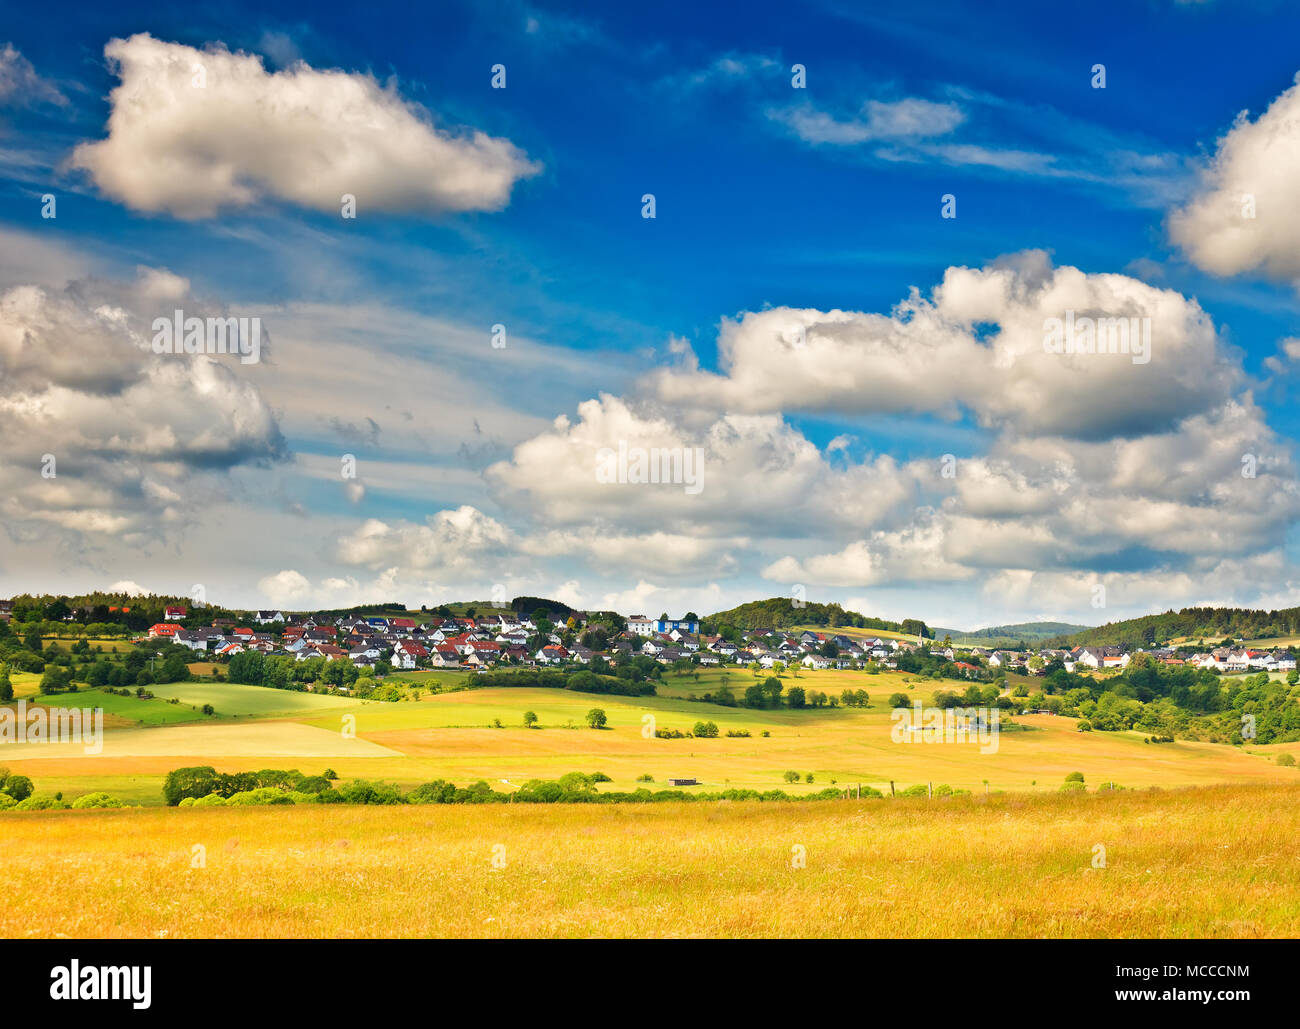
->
[1064, 771, 1085, 783]
[636, 773, 654, 782]
[693, 720, 719, 738]
[193, 793, 227, 807]
[407, 780, 457, 804]
[15, 796, 70, 810]
[337, 780, 405, 805]
[226, 788, 294, 806]
[888, 692, 909, 708]
[1278, 753, 1296, 767]
[1060, 780, 1087, 792]
[72, 792, 123, 809]
[782, 770, 800, 783]
[0, 793, 16, 811]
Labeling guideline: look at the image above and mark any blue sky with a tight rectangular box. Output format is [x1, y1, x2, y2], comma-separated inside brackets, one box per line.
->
[2, 0, 1300, 628]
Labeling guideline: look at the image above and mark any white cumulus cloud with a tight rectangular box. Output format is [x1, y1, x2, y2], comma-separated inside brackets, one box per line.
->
[72, 34, 540, 218]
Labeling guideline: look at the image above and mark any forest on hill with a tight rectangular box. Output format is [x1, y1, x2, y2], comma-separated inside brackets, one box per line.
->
[702, 598, 930, 637]
[1049, 606, 1300, 648]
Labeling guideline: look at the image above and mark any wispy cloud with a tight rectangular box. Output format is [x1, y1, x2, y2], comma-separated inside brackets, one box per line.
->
[769, 96, 965, 144]
[0, 43, 66, 109]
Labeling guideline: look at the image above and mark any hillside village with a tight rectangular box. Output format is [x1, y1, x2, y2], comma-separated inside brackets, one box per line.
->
[104, 605, 1300, 682]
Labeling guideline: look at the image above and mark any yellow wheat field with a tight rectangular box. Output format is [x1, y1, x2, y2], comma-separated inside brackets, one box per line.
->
[3, 783, 1298, 938]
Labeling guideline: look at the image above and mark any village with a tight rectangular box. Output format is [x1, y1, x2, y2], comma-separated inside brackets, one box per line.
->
[133, 605, 1298, 682]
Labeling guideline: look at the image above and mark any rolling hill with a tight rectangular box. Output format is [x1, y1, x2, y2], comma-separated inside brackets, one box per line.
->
[1045, 606, 1300, 648]
[702, 598, 930, 636]
[932, 621, 1092, 644]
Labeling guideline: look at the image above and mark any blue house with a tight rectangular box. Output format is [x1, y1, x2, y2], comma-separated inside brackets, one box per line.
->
[654, 616, 699, 635]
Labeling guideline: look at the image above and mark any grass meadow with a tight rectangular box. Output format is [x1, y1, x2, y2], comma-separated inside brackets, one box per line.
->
[1, 784, 1296, 938]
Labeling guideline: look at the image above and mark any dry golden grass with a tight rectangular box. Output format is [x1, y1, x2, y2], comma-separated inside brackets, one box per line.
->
[4, 784, 1298, 938]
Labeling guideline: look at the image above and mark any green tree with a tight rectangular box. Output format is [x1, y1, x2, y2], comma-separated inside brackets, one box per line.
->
[40, 666, 72, 694]
[557, 771, 594, 793]
[586, 708, 607, 729]
[162, 765, 219, 806]
[2, 774, 33, 801]
[523, 710, 538, 728]
[159, 651, 191, 683]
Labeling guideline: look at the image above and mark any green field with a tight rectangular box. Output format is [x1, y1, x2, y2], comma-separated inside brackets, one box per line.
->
[3, 668, 1294, 808]
[33, 688, 208, 726]
[147, 680, 362, 718]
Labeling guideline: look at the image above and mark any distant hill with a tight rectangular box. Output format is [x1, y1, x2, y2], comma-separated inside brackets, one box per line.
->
[703, 598, 930, 637]
[932, 621, 1091, 643]
[1045, 606, 1300, 649]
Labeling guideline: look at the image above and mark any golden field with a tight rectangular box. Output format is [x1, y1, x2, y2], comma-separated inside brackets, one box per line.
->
[3, 784, 1298, 938]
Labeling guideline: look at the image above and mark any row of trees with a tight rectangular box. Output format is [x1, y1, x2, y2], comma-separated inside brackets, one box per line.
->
[162, 765, 857, 807]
